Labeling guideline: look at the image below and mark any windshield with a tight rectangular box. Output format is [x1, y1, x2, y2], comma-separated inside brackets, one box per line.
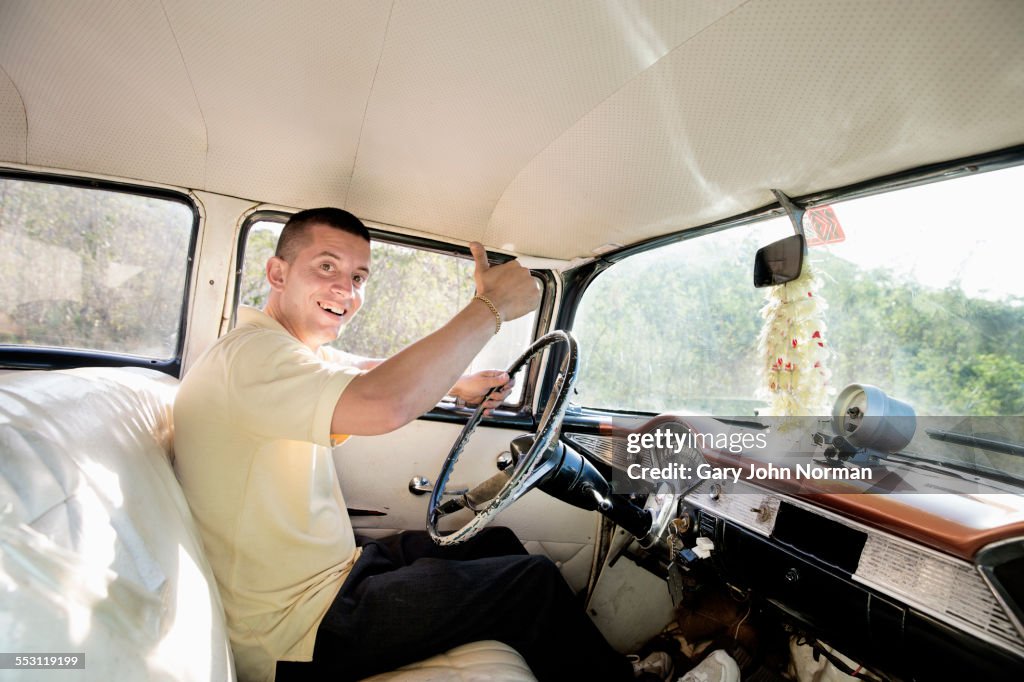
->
[573, 162, 1024, 478]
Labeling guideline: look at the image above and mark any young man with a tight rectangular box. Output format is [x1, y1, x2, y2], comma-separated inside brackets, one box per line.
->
[173, 208, 656, 681]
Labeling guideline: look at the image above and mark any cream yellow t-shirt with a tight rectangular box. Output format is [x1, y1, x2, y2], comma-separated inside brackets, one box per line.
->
[174, 307, 363, 682]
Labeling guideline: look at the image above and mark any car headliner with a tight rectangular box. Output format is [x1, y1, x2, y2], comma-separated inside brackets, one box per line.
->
[1, 0, 1022, 260]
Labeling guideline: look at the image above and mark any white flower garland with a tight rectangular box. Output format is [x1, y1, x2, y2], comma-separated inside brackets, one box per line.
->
[758, 260, 833, 416]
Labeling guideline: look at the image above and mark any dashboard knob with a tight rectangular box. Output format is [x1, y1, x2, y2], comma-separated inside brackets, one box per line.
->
[496, 451, 513, 471]
[784, 567, 800, 584]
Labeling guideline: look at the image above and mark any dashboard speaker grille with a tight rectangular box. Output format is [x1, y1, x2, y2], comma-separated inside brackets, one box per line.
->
[856, 534, 1024, 653]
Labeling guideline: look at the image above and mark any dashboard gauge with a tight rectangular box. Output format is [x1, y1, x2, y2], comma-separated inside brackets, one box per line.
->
[645, 422, 702, 467]
[832, 384, 917, 453]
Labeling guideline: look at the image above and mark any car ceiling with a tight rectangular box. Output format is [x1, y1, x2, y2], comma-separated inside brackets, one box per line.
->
[1, 0, 1022, 260]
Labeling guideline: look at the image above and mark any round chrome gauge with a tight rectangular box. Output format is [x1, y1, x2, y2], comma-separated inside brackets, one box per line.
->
[832, 383, 917, 452]
[641, 421, 704, 494]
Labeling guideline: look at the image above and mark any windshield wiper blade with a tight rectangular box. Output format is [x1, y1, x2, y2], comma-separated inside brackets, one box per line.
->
[714, 417, 769, 429]
[888, 451, 1024, 486]
[925, 428, 1024, 458]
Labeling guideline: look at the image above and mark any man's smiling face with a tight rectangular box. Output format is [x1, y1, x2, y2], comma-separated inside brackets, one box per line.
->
[265, 223, 371, 350]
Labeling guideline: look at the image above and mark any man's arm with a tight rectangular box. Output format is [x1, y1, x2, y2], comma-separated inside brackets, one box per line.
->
[330, 350, 514, 412]
[331, 242, 539, 436]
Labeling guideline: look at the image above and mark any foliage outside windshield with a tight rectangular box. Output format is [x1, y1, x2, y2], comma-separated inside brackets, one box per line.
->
[574, 164, 1024, 476]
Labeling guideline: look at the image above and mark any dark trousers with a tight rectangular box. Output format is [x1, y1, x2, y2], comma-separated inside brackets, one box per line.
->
[276, 527, 632, 681]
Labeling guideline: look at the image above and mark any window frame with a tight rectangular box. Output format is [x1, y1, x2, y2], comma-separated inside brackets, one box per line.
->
[555, 145, 1024, 420]
[234, 210, 554, 425]
[0, 169, 200, 377]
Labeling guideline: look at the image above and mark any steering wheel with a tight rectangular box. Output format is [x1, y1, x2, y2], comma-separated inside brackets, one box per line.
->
[427, 330, 579, 545]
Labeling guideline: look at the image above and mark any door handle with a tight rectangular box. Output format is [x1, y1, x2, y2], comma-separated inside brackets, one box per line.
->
[408, 475, 469, 496]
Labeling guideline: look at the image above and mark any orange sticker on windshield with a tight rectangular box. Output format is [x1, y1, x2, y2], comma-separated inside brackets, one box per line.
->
[804, 206, 845, 246]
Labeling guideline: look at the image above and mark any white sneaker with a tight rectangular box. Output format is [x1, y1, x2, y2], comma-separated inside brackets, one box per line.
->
[629, 650, 675, 680]
[678, 649, 740, 682]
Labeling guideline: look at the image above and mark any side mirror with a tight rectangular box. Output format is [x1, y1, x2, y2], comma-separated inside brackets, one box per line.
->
[753, 234, 805, 287]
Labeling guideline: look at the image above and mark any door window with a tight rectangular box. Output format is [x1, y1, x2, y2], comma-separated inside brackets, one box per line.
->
[0, 176, 194, 363]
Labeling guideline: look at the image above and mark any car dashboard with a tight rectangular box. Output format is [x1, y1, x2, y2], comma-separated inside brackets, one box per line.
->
[562, 418, 1024, 680]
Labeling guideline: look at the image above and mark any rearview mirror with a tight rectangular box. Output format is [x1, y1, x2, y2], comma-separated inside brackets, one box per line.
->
[753, 234, 805, 287]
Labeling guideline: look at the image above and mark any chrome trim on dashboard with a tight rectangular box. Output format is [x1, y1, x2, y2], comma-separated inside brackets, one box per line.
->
[682, 479, 1024, 659]
[685, 479, 780, 537]
[856, 534, 1024, 655]
[976, 537, 1024, 649]
[564, 432, 620, 466]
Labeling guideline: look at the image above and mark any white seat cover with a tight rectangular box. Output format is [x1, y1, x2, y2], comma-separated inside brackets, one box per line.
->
[0, 367, 236, 682]
[359, 640, 536, 681]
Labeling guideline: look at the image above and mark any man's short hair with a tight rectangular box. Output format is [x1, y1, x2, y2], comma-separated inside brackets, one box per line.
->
[275, 207, 371, 262]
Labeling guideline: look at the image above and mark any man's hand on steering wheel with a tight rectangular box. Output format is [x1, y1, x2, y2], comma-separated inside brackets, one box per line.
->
[451, 371, 516, 415]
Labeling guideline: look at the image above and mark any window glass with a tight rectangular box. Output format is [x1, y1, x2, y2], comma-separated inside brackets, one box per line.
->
[574, 218, 792, 415]
[239, 221, 537, 403]
[574, 163, 1024, 418]
[0, 177, 193, 359]
[806, 165, 1024, 417]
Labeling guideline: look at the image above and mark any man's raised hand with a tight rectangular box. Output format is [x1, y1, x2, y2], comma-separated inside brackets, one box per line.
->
[469, 242, 541, 322]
